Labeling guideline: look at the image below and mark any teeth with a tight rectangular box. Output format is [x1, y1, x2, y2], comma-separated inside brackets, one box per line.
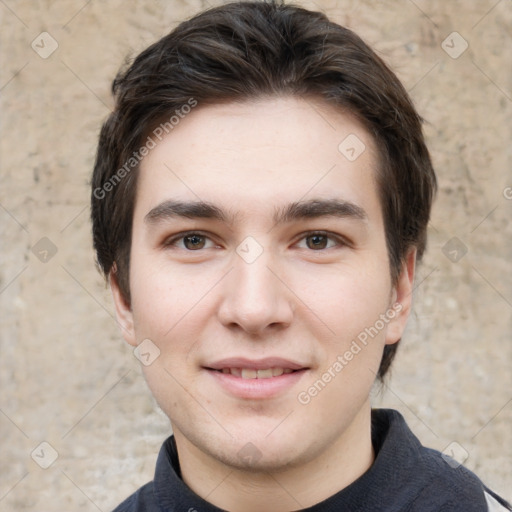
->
[220, 368, 295, 379]
[241, 369, 258, 379]
[257, 369, 273, 379]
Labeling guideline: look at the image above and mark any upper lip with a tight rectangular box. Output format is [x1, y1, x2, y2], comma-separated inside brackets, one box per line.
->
[205, 357, 308, 371]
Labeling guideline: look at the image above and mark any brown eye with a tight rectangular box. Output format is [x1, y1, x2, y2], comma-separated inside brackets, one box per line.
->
[183, 234, 206, 250]
[295, 231, 346, 251]
[163, 231, 216, 251]
[306, 234, 329, 250]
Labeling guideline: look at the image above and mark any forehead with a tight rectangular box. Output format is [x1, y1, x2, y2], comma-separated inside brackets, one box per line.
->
[135, 96, 382, 226]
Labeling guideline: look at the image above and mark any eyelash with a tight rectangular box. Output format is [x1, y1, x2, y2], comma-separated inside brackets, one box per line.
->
[163, 230, 349, 251]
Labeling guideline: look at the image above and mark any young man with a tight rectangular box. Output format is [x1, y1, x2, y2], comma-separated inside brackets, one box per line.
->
[91, 2, 511, 511]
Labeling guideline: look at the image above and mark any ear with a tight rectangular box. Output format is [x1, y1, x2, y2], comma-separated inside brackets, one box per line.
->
[385, 247, 417, 345]
[110, 268, 137, 347]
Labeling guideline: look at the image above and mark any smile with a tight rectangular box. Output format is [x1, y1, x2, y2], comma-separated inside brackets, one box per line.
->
[203, 358, 309, 399]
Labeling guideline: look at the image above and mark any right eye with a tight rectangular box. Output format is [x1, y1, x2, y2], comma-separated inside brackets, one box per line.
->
[164, 231, 217, 250]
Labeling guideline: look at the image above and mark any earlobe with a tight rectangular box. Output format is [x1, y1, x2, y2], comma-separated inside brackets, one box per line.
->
[385, 247, 417, 345]
[110, 268, 137, 347]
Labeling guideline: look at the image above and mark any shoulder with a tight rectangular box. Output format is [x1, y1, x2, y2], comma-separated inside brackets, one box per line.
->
[111, 481, 157, 512]
[372, 409, 512, 511]
[406, 440, 511, 511]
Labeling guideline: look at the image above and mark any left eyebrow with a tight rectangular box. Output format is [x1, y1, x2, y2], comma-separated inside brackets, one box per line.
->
[273, 198, 368, 224]
[144, 198, 368, 226]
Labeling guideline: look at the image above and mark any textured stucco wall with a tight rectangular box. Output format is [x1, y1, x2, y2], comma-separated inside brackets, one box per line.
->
[1, 1, 511, 510]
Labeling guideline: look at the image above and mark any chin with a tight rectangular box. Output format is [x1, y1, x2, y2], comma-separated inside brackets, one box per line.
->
[177, 418, 308, 473]
[217, 441, 306, 474]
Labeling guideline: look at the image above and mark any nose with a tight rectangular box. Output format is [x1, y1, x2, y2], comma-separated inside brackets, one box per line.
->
[216, 245, 294, 336]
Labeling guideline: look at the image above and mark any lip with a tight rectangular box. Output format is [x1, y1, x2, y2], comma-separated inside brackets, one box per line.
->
[205, 357, 306, 371]
[203, 357, 309, 400]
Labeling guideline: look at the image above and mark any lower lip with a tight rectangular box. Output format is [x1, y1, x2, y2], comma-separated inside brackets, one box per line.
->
[205, 369, 308, 399]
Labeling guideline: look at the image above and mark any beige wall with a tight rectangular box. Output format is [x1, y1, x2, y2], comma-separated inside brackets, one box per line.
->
[1, 0, 510, 509]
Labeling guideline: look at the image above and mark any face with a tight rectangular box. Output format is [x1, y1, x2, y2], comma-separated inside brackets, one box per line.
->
[111, 97, 415, 474]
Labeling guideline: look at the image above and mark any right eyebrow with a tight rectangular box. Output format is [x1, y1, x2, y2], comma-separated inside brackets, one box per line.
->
[145, 200, 232, 224]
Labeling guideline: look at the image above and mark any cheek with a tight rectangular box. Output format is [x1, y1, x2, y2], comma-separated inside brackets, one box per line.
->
[128, 256, 206, 339]
[139, 360, 198, 437]
[295, 260, 394, 403]
[295, 260, 392, 335]
[295, 274, 391, 419]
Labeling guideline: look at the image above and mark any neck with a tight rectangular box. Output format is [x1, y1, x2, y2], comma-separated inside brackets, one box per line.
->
[173, 403, 375, 512]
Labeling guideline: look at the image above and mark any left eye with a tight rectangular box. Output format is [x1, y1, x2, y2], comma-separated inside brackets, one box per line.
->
[296, 232, 341, 250]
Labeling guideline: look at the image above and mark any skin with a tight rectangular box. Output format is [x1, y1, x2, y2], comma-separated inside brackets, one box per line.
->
[111, 96, 416, 511]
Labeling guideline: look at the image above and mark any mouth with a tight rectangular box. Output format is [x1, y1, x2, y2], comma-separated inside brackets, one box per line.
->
[212, 367, 297, 379]
[203, 357, 309, 399]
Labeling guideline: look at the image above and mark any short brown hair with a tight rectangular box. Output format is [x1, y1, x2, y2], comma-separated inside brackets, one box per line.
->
[91, 0, 437, 379]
